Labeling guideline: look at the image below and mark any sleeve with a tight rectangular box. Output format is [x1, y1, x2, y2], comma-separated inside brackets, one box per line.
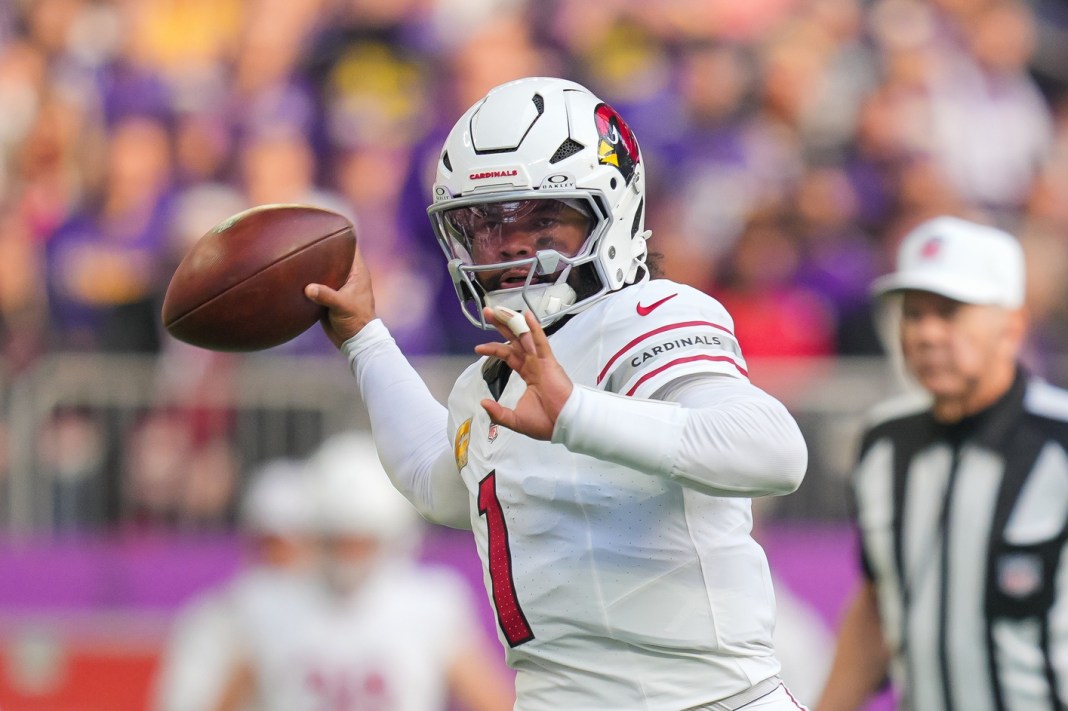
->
[342, 320, 471, 529]
[552, 373, 807, 497]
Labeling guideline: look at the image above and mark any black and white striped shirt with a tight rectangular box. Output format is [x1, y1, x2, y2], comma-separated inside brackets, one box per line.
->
[853, 369, 1068, 711]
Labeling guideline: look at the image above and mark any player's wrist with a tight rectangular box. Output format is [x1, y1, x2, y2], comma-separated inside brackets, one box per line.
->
[340, 319, 393, 367]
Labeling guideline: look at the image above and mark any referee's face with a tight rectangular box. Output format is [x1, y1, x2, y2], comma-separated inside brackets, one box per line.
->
[900, 290, 1025, 421]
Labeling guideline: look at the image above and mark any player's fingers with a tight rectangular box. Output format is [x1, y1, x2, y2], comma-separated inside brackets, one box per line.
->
[304, 283, 337, 306]
[485, 306, 541, 358]
[515, 311, 547, 356]
[486, 306, 531, 338]
[480, 398, 516, 430]
[526, 310, 552, 358]
[480, 308, 517, 345]
[474, 342, 511, 360]
[487, 319, 518, 345]
[475, 342, 528, 373]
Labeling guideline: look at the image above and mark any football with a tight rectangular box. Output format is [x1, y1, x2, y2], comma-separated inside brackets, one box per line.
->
[162, 204, 356, 352]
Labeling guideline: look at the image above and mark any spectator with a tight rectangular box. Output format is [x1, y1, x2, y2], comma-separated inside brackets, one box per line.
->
[45, 112, 175, 353]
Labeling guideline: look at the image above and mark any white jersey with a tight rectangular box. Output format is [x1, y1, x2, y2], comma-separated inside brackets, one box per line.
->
[153, 566, 308, 711]
[154, 586, 245, 711]
[237, 561, 482, 711]
[447, 280, 781, 710]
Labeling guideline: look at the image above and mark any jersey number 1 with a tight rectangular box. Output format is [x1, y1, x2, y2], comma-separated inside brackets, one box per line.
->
[478, 471, 534, 647]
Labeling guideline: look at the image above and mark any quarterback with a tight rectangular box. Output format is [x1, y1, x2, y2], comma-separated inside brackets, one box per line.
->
[307, 77, 810, 710]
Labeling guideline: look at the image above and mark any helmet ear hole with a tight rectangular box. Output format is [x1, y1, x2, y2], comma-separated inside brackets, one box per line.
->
[610, 177, 618, 190]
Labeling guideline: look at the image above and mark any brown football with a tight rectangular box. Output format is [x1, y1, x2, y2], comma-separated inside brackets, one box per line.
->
[162, 204, 355, 351]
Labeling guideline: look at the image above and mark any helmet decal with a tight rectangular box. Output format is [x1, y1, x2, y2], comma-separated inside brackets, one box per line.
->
[594, 103, 639, 184]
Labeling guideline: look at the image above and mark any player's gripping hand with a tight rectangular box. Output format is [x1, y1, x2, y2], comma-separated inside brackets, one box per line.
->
[304, 247, 378, 349]
[475, 307, 574, 441]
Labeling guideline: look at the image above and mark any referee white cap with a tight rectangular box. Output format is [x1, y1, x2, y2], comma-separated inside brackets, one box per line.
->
[871, 216, 1026, 308]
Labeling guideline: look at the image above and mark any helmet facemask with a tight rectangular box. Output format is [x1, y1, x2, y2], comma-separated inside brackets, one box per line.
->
[430, 191, 616, 329]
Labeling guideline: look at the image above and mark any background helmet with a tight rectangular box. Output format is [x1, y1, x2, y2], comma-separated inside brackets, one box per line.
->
[239, 458, 314, 537]
[306, 431, 421, 543]
[306, 431, 422, 593]
[428, 77, 651, 329]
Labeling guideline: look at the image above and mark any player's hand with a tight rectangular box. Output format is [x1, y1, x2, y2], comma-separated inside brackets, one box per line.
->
[475, 307, 574, 441]
[304, 247, 377, 349]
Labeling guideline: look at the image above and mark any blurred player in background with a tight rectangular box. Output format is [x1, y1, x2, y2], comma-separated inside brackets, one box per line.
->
[816, 217, 1068, 710]
[209, 431, 514, 711]
[153, 457, 316, 711]
[306, 77, 810, 709]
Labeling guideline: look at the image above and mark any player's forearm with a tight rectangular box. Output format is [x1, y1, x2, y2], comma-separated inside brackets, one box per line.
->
[552, 376, 807, 497]
[815, 581, 890, 711]
[343, 320, 471, 528]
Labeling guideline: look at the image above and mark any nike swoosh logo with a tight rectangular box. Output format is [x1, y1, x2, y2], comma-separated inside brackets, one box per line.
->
[636, 293, 678, 316]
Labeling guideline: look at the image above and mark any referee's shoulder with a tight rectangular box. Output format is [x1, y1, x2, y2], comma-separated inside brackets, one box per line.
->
[852, 390, 931, 455]
[1023, 377, 1068, 425]
[863, 389, 931, 431]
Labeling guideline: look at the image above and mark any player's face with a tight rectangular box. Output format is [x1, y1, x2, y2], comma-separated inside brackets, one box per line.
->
[899, 290, 1022, 418]
[442, 199, 593, 291]
[320, 535, 381, 593]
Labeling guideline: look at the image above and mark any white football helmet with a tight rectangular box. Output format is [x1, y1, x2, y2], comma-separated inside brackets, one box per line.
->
[306, 431, 420, 543]
[427, 77, 651, 329]
[239, 458, 314, 537]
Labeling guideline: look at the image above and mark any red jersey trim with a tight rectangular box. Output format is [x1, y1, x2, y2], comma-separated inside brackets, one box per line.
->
[624, 354, 749, 396]
[597, 320, 736, 385]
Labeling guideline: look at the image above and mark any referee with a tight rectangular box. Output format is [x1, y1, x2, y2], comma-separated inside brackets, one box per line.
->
[816, 216, 1068, 711]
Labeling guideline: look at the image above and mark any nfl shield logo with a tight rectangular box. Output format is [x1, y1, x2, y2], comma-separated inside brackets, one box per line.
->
[488, 424, 499, 443]
[998, 553, 1043, 598]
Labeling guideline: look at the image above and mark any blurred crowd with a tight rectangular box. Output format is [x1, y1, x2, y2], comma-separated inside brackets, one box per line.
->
[2, 0, 1068, 365]
[4, 0, 1068, 530]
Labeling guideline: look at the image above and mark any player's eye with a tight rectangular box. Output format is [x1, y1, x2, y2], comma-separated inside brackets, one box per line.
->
[534, 234, 557, 250]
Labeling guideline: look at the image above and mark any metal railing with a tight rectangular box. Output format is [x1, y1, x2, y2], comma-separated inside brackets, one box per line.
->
[0, 351, 912, 532]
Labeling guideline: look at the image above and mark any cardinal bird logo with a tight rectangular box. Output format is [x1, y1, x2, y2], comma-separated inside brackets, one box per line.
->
[595, 103, 639, 184]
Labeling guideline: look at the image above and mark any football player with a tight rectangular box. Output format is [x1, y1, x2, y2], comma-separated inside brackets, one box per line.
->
[153, 458, 317, 711]
[307, 77, 810, 710]
[205, 433, 513, 711]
